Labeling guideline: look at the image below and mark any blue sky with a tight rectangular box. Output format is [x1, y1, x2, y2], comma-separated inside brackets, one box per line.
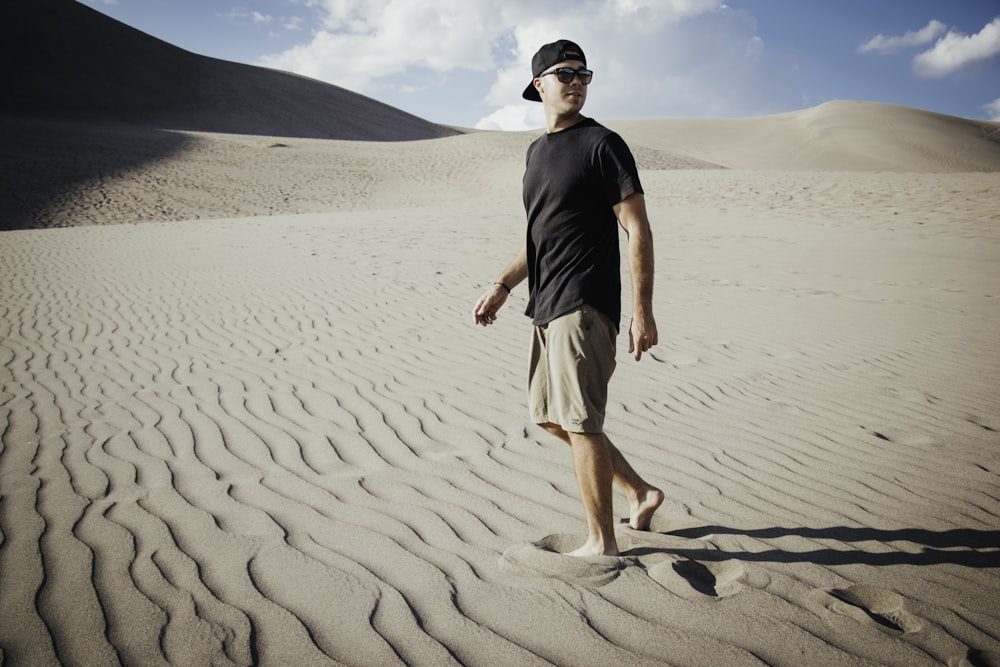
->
[81, 0, 1000, 130]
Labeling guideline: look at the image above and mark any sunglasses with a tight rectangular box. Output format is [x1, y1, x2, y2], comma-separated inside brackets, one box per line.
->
[541, 67, 593, 85]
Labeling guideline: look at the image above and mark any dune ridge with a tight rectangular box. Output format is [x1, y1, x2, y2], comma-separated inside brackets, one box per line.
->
[608, 100, 1000, 172]
[3, 99, 999, 231]
[2, 0, 456, 141]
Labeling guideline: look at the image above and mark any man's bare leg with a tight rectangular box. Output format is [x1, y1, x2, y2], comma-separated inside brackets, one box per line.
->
[541, 424, 664, 553]
[604, 440, 665, 530]
[566, 431, 618, 556]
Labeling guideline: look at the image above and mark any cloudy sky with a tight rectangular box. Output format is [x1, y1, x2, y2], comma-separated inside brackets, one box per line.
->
[82, 0, 1000, 130]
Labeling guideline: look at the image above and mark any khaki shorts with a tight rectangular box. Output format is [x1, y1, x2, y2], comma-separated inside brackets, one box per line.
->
[528, 306, 618, 433]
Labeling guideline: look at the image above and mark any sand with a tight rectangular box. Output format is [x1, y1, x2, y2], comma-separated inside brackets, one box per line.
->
[1, 100, 999, 665]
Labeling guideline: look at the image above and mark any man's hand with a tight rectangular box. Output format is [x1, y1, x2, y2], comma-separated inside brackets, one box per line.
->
[628, 311, 658, 360]
[473, 284, 509, 326]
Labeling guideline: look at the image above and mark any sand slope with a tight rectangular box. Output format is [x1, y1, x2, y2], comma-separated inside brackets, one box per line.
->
[1, 100, 999, 665]
[2, 0, 456, 141]
[3, 100, 999, 231]
[609, 100, 1000, 172]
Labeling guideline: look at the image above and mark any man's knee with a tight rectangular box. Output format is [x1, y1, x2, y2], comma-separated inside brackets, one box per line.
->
[566, 430, 607, 447]
[538, 422, 571, 442]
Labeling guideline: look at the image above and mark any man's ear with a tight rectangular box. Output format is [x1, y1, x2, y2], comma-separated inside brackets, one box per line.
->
[534, 78, 544, 98]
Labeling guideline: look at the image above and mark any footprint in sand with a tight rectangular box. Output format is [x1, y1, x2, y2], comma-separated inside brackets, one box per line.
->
[498, 534, 633, 587]
[828, 585, 924, 634]
[647, 557, 745, 599]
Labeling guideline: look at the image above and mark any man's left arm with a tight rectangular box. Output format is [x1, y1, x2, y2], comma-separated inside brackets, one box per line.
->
[615, 193, 658, 361]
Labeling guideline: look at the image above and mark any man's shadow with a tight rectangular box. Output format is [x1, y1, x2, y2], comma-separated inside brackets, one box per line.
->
[625, 525, 1000, 568]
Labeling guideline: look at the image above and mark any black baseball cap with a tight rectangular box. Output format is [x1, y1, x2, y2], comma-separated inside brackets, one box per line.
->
[522, 39, 587, 102]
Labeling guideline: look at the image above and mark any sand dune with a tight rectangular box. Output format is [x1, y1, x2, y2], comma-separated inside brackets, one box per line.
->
[3, 100, 999, 231]
[2, 38, 1000, 665]
[609, 100, 1000, 172]
[2, 0, 456, 141]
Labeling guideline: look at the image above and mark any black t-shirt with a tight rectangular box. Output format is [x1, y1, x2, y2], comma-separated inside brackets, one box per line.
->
[522, 117, 643, 330]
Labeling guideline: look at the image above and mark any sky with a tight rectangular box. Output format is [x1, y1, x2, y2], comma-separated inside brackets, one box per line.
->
[80, 0, 1000, 130]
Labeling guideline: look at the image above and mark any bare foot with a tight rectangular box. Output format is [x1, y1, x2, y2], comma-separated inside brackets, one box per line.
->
[629, 486, 664, 530]
[568, 540, 619, 558]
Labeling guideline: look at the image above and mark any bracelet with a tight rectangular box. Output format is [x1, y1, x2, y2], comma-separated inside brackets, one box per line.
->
[494, 281, 511, 294]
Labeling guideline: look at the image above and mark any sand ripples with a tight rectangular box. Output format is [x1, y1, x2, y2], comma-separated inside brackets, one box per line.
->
[2, 196, 999, 665]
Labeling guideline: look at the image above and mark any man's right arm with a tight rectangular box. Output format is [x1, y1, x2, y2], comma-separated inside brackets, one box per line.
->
[473, 242, 527, 326]
[615, 193, 658, 360]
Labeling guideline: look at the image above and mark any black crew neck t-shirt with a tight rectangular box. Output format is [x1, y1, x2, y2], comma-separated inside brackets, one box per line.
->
[522, 117, 643, 331]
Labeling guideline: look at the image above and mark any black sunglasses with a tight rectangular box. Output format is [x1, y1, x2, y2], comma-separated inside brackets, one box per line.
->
[541, 67, 593, 85]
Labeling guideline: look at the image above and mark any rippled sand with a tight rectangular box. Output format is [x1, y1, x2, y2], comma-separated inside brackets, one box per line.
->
[1, 101, 999, 665]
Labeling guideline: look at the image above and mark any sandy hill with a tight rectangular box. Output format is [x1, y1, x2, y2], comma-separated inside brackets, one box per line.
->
[1, 0, 457, 141]
[610, 100, 1000, 173]
[3, 99, 999, 230]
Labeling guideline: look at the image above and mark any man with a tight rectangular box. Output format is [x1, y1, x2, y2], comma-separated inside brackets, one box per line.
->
[473, 39, 663, 557]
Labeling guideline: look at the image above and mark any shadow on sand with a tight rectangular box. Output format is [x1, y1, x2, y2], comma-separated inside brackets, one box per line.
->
[0, 117, 194, 230]
[625, 525, 1000, 568]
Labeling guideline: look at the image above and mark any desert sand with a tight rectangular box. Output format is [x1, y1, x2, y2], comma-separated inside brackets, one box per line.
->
[2, 97, 1000, 666]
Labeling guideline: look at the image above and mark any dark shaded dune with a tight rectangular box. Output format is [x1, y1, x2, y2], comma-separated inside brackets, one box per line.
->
[0, 0, 462, 230]
[1, 0, 458, 141]
[0, 118, 196, 231]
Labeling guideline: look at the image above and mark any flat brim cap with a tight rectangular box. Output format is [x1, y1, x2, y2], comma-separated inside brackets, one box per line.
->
[522, 39, 586, 102]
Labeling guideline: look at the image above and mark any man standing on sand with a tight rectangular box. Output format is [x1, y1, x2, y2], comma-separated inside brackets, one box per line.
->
[473, 39, 664, 557]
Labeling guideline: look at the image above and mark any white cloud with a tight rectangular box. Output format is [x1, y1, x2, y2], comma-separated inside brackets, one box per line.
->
[859, 20, 946, 54]
[913, 17, 1000, 78]
[228, 9, 273, 24]
[478, 2, 796, 129]
[476, 105, 545, 132]
[283, 16, 305, 31]
[258, 0, 802, 129]
[260, 0, 500, 91]
[984, 97, 1000, 121]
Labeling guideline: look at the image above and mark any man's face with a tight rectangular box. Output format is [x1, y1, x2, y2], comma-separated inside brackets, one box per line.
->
[537, 59, 588, 114]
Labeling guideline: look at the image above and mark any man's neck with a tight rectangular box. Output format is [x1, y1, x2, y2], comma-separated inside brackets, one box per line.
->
[546, 112, 586, 133]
